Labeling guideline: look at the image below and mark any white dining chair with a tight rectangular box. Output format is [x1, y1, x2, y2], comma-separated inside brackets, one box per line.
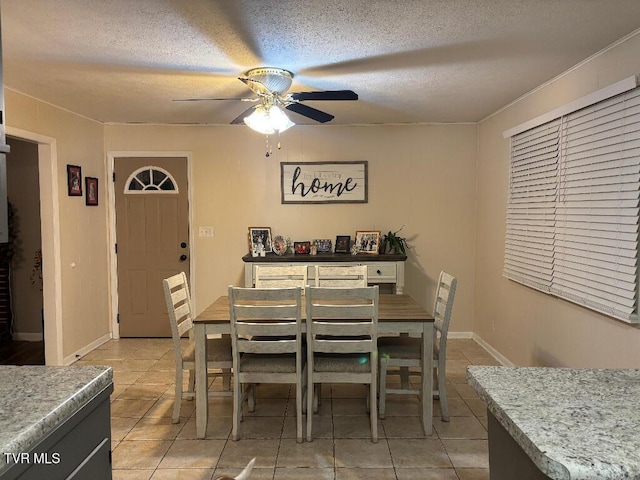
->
[378, 271, 457, 421]
[162, 272, 233, 424]
[314, 265, 368, 287]
[254, 264, 308, 289]
[305, 285, 379, 442]
[228, 286, 305, 442]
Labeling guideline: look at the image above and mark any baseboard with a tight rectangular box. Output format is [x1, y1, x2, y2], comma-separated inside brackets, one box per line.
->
[63, 333, 113, 366]
[13, 332, 44, 342]
[448, 331, 474, 339]
[472, 333, 514, 366]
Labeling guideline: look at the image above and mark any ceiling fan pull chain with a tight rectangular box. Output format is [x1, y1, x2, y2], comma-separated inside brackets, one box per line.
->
[265, 135, 272, 157]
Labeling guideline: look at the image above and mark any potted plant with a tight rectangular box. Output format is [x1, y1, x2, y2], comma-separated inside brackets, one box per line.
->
[380, 225, 408, 255]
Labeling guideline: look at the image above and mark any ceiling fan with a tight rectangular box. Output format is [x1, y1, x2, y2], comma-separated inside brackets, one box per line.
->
[174, 67, 358, 130]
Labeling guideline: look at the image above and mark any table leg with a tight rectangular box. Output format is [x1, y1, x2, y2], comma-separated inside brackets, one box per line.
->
[421, 323, 434, 435]
[194, 323, 208, 439]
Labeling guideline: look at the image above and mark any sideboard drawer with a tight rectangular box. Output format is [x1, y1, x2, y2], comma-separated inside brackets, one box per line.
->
[367, 263, 396, 282]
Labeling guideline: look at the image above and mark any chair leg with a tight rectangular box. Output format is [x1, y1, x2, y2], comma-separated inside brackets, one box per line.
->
[222, 368, 232, 391]
[173, 368, 183, 424]
[399, 366, 410, 390]
[247, 384, 256, 413]
[366, 387, 370, 413]
[370, 374, 378, 443]
[313, 383, 321, 413]
[378, 358, 388, 419]
[186, 369, 195, 400]
[307, 373, 314, 442]
[296, 377, 303, 444]
[232, 375, 241, 441]
[438, 359, 449, 422]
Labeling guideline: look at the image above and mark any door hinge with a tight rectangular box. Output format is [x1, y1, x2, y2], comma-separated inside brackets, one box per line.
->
[112, 172, 116, 182]
[117, 314, 120, 324]
[115, 243, 118, 254]
[109, 449, 112, 464]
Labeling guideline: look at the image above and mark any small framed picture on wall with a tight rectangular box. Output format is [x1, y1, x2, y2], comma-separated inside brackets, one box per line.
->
[85, 177, 98, 206]
[67, 164, 82, 196]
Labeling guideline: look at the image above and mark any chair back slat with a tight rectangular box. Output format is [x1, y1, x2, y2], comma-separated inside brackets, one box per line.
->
[313, 339, 375, 353]
[232, 304, 299, 320]
[171, 287, 188, 305]
[308, 304, 376, 319]
[255, 265, 308, 290]
[235, 321, 298, 337]
[173, 301, 191, 321]
[237, 338, 297, 354]
[315, 265, 368, 287]
[307, 286, 375, 301]
[311, 321, 376, 337]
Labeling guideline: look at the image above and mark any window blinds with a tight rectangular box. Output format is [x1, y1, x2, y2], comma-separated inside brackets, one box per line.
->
[504, 119, 560, 293]
[504, 87, 640, 323]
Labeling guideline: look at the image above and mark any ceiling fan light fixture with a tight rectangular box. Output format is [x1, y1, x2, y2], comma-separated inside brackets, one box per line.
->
[244, 105, 294, 135]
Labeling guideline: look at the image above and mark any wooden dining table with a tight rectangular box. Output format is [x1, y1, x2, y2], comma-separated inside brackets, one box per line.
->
[193, 293, 435, 439]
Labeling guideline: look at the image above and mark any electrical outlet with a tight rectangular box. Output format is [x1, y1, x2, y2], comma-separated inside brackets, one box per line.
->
[199, 227, 214, 238]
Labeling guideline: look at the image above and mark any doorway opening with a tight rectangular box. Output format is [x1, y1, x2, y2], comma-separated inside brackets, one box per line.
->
[3, 127, 63, 365]
[0, 137, 44, 364]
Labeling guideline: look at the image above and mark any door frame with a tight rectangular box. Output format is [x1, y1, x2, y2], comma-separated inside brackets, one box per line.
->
[107, 151, 194, 338]
[6, 126, 63, 365]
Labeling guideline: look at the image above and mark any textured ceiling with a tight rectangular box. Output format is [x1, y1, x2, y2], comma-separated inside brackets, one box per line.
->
[2, 0, 640, 126]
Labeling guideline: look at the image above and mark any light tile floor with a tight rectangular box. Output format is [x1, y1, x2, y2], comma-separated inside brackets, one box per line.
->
[77, 338, 501, 480]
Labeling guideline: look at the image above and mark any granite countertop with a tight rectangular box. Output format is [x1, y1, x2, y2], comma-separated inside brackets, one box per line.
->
[0, 365, 112, 470]
[467, 366, 640, 480]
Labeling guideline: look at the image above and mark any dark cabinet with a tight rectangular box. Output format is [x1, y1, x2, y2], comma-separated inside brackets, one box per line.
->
[0, 384, 113, 480]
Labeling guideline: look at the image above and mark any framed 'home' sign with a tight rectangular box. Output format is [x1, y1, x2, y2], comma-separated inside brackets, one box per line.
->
[280, 161, 368, 204]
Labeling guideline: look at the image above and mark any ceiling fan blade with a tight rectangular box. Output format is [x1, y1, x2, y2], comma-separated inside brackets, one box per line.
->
[286, 103, 334, 123]
[173, 97, 257, 102]
[230, 106, 256, 124]
[290, 90, 358, 101]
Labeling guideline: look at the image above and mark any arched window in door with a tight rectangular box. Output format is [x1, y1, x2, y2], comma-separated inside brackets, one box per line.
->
[124, 166, 179, 193]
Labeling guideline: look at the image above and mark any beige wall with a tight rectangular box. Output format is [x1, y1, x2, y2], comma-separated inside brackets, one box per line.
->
[6, 90, 110, 359]
[476, 33, 640, 367]
[105, 123, 478, 333]
[6, 137, 43, 337]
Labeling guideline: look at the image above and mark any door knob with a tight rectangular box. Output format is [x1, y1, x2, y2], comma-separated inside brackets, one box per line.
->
[179, 254, 188, 262]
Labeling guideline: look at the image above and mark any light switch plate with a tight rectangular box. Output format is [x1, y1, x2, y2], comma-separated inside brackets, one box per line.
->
[199, 227, 214, 238]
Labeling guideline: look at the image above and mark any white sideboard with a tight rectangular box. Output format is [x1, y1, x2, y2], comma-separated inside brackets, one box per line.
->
[242, 253, 407, 294]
